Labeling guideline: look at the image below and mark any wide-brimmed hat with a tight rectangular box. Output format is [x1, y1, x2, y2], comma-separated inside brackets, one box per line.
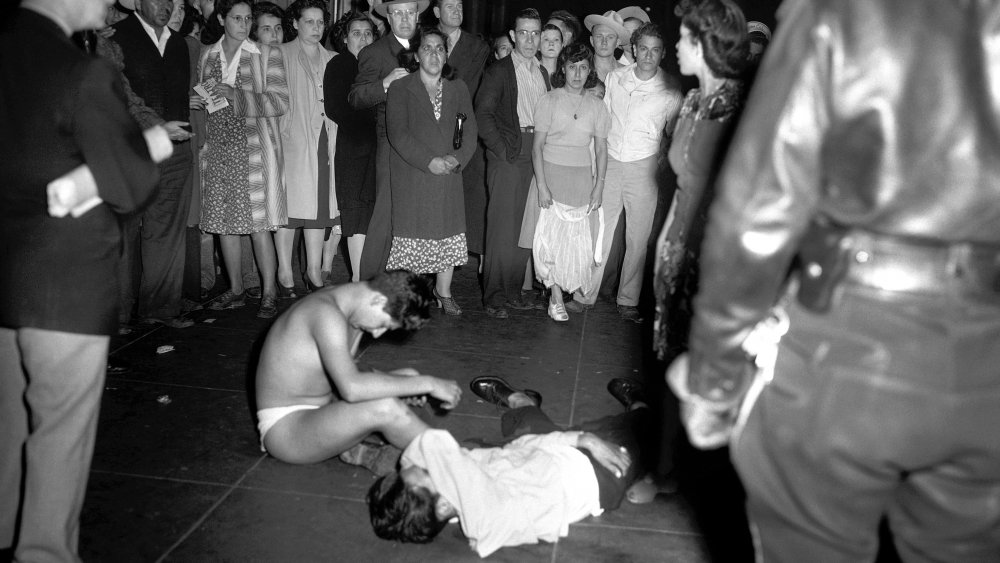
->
[372, 0, 430, 19]
[747, 21, 772, 41]
[583, 10, 629, 43]
[616, 6, 650, 24]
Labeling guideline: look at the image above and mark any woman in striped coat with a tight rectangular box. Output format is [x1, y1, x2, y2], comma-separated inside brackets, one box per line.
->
[196, 0, 289, 318]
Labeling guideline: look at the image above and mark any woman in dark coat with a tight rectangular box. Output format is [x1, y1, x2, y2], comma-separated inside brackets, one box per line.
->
[385, 27, 477, 315]
[324, 11, 378, 282]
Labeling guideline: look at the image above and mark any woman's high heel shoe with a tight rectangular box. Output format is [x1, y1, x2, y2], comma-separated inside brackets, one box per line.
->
[305, 275, 324, 293]
[276, 283, 297, 299]
[434, 290, 462, 316]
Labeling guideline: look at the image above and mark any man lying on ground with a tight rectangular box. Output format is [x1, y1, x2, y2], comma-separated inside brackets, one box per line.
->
[255, 270, 463, 465]
[366, 375, 648, 557]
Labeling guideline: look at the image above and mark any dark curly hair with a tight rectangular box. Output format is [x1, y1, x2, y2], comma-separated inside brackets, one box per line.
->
[367, 471, 449, 543]
[400, 27, 456, 80]
[551, 41, 598, 89]
[674, 0, 748, 79]
[331, 10, 379, 53]
[365, 270, 434, 331]
[284, 0, 330, 42]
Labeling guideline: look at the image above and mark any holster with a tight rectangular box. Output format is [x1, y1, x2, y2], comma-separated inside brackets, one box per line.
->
[795, 219, 852, 313]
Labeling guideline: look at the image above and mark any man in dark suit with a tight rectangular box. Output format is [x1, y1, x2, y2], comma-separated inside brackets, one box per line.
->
[0, 1, 163, 560]
[349, 0, 427, 280]
[476, 8, 547, 318]
[432, 0, 491, 262]
[112, 0, 194, 328]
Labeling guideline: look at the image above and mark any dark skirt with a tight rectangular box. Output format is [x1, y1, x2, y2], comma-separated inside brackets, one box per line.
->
[287, 127, 339, 229]
[334, 149, 376, 236]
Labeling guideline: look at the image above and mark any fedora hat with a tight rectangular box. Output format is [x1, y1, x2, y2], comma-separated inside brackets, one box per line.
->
[616, 6, 650, 24]
[584, 10, 629, 44]
[373, 0, 430, 19]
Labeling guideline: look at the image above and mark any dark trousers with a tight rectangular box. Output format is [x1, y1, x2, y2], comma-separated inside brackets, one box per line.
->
[120, 146, 193, 320]
[500, 406, 646, 511]
[734, 285, 1000, 562]
[0, 328, 108, 561]
[483, 133, 533, 307]
[359, 132, 392, 281]
[462, 144, 488, 256]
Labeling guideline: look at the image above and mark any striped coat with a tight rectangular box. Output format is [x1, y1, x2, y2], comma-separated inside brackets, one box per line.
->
[197, 41, 289, 227]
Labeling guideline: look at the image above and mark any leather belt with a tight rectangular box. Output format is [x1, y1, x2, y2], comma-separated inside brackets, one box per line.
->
[797, 222, 1000, 309]
[520, 126, 534, 132]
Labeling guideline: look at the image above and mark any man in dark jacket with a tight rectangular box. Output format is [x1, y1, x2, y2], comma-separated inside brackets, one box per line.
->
[0, 1, 163, 559]
[669, 1, 1000, 560]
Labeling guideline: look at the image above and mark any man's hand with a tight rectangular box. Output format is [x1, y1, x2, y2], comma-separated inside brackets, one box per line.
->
[428, 377, 462, 409]
[382, 67, 409, 91]
[666, 354, 738, 449]
[578, 433, 631, 478]
[163, 121, 193, 141]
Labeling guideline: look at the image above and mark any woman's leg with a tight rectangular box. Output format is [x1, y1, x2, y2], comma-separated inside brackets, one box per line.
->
[250, 231, 277, 297]
[274, 227, 297, 288]
[321, 229, 341, 280]
[218, 234, 244, 294]
[435, 266, 455, 298]
[303, 228, 326, 287]
[549, 283, 565, 306]
[346, 234, 366, 282]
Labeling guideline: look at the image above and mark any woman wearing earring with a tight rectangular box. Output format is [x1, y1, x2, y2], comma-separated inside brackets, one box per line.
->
[197, 0, 289, 318]
[652, 0, 748, 359]
[385, 28, 477, 315]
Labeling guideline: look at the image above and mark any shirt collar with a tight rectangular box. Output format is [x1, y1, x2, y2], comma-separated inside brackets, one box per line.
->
[135, 12, 171, 44]
[444, 27, 461, 53]
[210, 37, 261, 56]
[511, 50, 538, 70]
[393, 34, 410, 49]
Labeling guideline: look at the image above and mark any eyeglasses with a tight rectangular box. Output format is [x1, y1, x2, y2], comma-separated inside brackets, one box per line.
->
[389, 9, 417, 19]
[515, 29, 540, 39]
[228, 15, 252, 24]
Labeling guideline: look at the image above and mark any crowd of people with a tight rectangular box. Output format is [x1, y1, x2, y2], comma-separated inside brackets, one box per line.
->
[6, 0, 1000, 561]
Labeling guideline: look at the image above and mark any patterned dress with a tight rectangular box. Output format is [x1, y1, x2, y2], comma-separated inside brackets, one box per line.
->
[200, 58, 274, 234]
[653, 81, 745, 361]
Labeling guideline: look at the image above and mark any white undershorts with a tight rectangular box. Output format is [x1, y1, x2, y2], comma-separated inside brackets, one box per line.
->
[257, 404, 320, 452]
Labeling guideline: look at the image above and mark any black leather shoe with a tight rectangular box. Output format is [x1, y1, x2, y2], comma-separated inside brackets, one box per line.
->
[607, 378, 645, 409]
[470, 376, 542, 408]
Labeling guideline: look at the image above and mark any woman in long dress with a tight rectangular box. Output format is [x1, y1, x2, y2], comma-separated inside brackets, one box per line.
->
[324, 11, 378, 282]
[529, 42, 610, 322]
[198, 0, 289, 318]
[275, 0, 337, 296]
[385, 28, 477, 315]
[652, 0, 748, 359]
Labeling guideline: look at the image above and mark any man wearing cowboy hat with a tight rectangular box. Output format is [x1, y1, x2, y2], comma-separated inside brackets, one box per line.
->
[616, 6, 649, 65]
[585, 10, 628, 82]
[350, 0, 429, 281]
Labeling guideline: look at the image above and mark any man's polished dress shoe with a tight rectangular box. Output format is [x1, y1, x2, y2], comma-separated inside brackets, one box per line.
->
[469, 376, 542, 408]
[607, 377, 644, 409]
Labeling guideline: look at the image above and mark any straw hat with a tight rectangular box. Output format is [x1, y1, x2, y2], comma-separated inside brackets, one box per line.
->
[583, 10, 629, 43]
[372, 0, 430, 19]
[617, 6, 650, 24]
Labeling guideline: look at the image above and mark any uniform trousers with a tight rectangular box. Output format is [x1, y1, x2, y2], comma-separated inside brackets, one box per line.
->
[0, 327, 108, 562]
[733, 284, 1000, 562]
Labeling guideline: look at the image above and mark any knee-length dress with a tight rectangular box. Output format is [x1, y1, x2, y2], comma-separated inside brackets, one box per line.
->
[384, 73, 478, 274]
[652, 81, 744, 360]
[199, 41, 289, 235]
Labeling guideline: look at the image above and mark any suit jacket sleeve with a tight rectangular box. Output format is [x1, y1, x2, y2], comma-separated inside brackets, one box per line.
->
[475, 63, 507, 158]
[386, 80, 437, 170]
[73, 59, 159, 214]
[233, 46, 289, 118]
[349, 43, 389, 110]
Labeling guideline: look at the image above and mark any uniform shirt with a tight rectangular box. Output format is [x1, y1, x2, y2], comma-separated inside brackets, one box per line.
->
[402, 429, 602, 558]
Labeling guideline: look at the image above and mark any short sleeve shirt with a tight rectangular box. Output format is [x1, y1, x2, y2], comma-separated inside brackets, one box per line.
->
[533, 88, 611, 167]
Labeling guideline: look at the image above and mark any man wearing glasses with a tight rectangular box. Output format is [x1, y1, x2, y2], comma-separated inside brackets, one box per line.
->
[350, 0, 429, 280]
[476, 8, 548, 319]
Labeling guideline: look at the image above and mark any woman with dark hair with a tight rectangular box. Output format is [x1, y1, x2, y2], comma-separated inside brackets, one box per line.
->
[324, 11, 379, 282]
[196, 0, 289, 318]
[275, 0, 336, 296]
[652, 0, 748, 358]
[526, 42, 610, 322]
[385, 27, 478, 315]
[537, 23, 563, 90]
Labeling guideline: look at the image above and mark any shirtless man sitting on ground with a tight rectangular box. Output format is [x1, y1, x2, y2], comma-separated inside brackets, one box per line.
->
[255, 270, 463, 464]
